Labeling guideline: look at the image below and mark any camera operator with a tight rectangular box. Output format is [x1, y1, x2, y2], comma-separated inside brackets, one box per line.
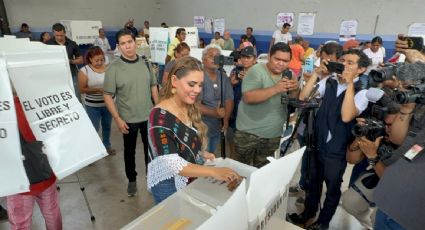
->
[365, 34, 425, 230]
[342, 101, 400, 229]
[227, 47, 257, 159]
[293, 49, 370, 230]
[200, 44, 234, 153]
[234, 42, 298, 168]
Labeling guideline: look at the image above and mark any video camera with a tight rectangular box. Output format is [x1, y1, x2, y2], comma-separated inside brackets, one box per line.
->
[352, 105, 387, 141]
[214, 55, 234, 66]
[394, 83, 425, 104]
[368, 63, 400, 85]
[234, 64, 245, 80]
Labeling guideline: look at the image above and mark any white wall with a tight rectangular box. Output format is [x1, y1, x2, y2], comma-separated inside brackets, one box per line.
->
[5, 0, 157, 30]
[152, 0, 425, 35]
[5, 0, 425, 35]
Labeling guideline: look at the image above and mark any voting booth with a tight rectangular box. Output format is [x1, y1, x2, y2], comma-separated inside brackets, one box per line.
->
[122, 147, 305, 230]
[0, 37, 107, 196]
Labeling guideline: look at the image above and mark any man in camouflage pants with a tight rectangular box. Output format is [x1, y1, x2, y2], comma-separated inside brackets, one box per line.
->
[235, 43, 299, 168]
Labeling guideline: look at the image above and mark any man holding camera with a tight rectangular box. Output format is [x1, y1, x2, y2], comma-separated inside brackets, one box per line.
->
[200, 44, 234, 153]
[235, 42, 298, 168]
[228, 46, 257, 159]
[296, 49, 370, 230]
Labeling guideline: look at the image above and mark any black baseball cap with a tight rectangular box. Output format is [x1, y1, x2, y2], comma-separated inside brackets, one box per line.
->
[240, 46, 257, 57]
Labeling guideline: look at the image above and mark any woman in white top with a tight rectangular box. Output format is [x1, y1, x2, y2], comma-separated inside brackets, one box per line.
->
[78, 46, 116, 155]
[363, 36, 386, 88]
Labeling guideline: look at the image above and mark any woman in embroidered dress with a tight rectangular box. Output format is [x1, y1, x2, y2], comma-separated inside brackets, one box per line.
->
[147, 56, 241, 203]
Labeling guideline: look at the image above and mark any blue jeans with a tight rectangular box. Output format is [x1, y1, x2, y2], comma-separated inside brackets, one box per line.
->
[85, 105, 112, 148]
[375, 209, 406, 230]
[207, 132, 221, 153]
[151, 178, 177, 204]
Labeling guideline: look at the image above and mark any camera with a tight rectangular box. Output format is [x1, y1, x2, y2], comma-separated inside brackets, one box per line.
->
[368, 63, 399, 84]
[234, 64, 245, 80]
[352, 105, 387, 141]
[325, 61, 345, 74]
[281, 70, 293, 104]
[394, 83, 425, 104]
[214, 55, 234, 66]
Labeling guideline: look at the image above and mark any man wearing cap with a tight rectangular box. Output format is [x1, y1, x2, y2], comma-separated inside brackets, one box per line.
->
[235, 43, 298, 168]
[228, 46, 257, 158]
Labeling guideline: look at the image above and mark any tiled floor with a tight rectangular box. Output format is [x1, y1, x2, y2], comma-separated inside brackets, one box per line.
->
[0, 123, 369, 230]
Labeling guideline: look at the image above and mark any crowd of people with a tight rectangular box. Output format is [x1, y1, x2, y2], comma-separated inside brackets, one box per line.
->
[3, 18, 425, 230]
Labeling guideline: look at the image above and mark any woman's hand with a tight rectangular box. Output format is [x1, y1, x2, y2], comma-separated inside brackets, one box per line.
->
[211, 167, 241, 183]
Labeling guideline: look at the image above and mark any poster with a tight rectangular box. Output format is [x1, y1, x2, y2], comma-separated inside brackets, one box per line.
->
[149, 27, 169, 65]
[213, 18, 225, 35]
[339, 20, 358, 42]
[194, 16, 205, 29]
[408, 22, 425, 40]
[6, 49, 107, 179]
[60, 20, 102, 45]
[276, 12, 294, 28]
[205, 17, 214, 34]
[168, 27, 199, 49]
[0, 58, 30, 196]
[297, 13, 316, 35]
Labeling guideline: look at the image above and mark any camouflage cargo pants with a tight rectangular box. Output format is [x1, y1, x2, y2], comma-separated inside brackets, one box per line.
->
[234, 129, 280, 168]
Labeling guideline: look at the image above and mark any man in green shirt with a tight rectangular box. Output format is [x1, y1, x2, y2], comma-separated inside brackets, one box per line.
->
[235, 42, 298, 168]
[223, 31, 235, 51]
[104, 29, 159, 196]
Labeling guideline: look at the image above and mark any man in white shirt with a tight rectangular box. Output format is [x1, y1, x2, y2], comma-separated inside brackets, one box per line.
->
[93, 28, 111, 63]
[270, 23, 292, 51]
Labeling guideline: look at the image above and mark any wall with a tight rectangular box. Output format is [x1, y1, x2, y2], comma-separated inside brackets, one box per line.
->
[152, 0, 425, 36]
[4, 0, 157, 31]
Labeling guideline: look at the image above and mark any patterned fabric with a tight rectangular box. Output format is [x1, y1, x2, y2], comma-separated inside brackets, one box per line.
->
[147, 108, 204, 190]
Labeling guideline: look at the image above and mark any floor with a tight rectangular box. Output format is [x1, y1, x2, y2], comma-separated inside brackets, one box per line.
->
[0, 122, 369, 230]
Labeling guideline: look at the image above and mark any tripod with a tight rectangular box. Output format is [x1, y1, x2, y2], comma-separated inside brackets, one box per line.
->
[57, 172, 95, 221]
[281, 98, 319, 228]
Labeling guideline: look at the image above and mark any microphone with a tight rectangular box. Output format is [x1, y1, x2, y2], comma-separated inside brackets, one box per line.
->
[396, 62, 425, 82]
[306, 84, 320, 101]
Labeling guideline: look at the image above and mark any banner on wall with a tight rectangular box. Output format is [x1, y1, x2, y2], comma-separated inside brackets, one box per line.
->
[276, 12, 294, 28]
[0, 58, 30, 197]
[205, 17, 214, 34]
[297, 13, 316, 35]
[60, 20, 102, 45]
[408, 23, 425, 40]
[339, 20, 358, 42]
[194, 16, 205, 29]
[149, 27, 169, 65]
[6, 49, 107, 179]
[168, 27, 199, 49]
[213, 18, 225, 35]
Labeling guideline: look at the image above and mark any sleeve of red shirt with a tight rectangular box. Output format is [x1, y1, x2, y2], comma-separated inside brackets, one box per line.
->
[14, 97, 36, 142]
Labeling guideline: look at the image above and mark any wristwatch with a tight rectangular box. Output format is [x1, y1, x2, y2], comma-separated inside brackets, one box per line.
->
[367, 155, 380, 167]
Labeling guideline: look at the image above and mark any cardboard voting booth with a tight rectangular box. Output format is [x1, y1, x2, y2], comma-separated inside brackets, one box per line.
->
[122, 147, 305, 229]
[0, 37, 107, 196]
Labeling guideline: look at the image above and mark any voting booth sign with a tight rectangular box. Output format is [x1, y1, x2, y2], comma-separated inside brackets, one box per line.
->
[60, 20, 102, 45]
[0, 58, 30, 197]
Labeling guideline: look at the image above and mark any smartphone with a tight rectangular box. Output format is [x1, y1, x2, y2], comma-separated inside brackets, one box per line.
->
[404, 36, 424, 51]
[325, 61, 345, 74]
[282, 69, 293, 79]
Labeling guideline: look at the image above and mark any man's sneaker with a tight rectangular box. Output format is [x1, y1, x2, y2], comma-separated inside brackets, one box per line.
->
[289, 184, 304, 196]
[307, 222, 329, 230]
[127, 181, 137, 197]
[0, 206, 8, 221]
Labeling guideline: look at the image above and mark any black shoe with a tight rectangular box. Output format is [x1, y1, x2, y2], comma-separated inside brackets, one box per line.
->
[286, 212, 314, 225]
[307, 222, 329, 230]
[0, 206, 8, 221]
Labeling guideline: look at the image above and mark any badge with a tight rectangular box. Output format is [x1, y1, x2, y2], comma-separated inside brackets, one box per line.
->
[404, 144, 424, 161]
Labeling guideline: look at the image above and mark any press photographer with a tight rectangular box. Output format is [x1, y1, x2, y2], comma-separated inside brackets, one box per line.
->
[228, 47, 257, 159]
[341, 90, 400, 229]
[357, 34, 425, 230]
